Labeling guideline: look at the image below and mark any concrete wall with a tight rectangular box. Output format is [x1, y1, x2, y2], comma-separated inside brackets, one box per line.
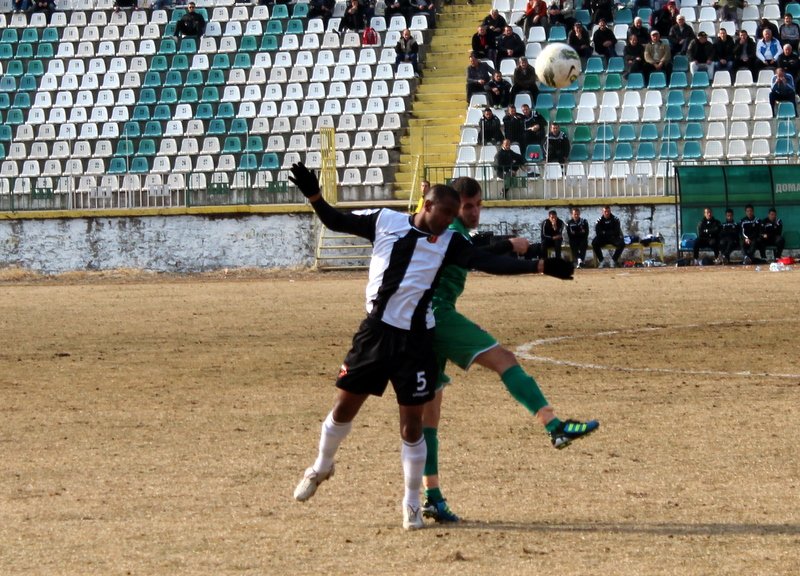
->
[0, 205, 678, 273]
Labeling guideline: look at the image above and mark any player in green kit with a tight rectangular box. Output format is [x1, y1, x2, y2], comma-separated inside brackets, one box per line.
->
[421, 177, 599, 523]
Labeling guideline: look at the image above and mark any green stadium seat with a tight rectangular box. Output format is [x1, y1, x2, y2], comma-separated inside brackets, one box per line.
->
[115, 140, 135, 157]
[585, 56, 604, 74]
[229, 118, 249, 135]
[164, 22, 177, 37]
[150, 55, 169, 72]
[140, 88, 157, 105]
[625, 73, 644, 89]
[223, 136, 242, 154]
[637, 8, 652, 21]
[266, 20, 283, 35]
[682, 141, 702, 159]
[137, 139, 157, 157]
[158, 88, 177, 105]
[672, 55, 689, 72]
[637, 141, 656, 159]
[12, 92, 31, 109]
[525, 144, 544, 163]
[15, 43, 34, 59]
[211, 54, 231, 70]
[659, 141, 678, 159]
[0, 143, 4, 160]
[639, 123, 658, 140]
[614, 142, 633, 160]
[556, 93, 576, 109]
[35, 43, 54, 59]
[133, 105, 151, 121]
[179, 38, 197, 54]
[555, 107, 573, 124]
[233, 53, 252, 69]
[165, 70, 183, 87]
[575, 9, 590, 25]
[666, 90, 685, 106]
[171, 54, 190, 71]
[569, 143, 589, 161]
[596, 124, 614, 143]
[648, 72, 667, 89]
[42, 27, 60, 43]
[19, 75, 38, 92]
[207, 119, 227, 135]
[548, 26, 567, 41]
[684, 122, 704, 140]
[582, 74, 601, 91]
[130, 157, 151, 173]
[788, 2, 800, 17]
[170, 8, 186, 22]
[665, 105, 684, 122]
[260, 34, 279, 51]
[159, 38, 178, 55]
[216, 102, 235, 119]
[207, 69, 226, 85]
[186, 70, 204, 86]
[686, 104, 706, 121]
[201, 86, 220, 103]
[0, 93, 10, 110]
[108, 157, 129, 174]
[261, 153, 280, 169]
[0, 43, 13, 60]
[615, 8, 633, 24]
[688, 89, 708, 106]
[561, 79, 580, 92]
[5, 60, 24, 77]
[618, 124, 636, 141]
[535, 93, 554, 109]
[123, 121, 141, 138]
[0, 77, 17, 93]
[239, 153, 258, 171]
[777, 101, 796, 118]
[1, 30, 18, 43]
[572, 125, 592, 143]
[291, 2, 309, 17]
[271, 3, 289, 18]
[776, 138, 795, 156]
[240, 35, 259, 53]
[777, 120, 797, 138]
[180, 86, 199, 103]
[606, 57, 625, 74]
[604, 73, 623, 90]
[662, 123, 682, 141]
[669, 71, 688, 88]
[0, 124, 13, 141]
[691, 71, 710, 88]
[153, 104, 172, 120]
[286, 19, 304, 34]
[245, 136, 264, 153]
[144, 71, 163, 88]
[592, 143, 612, 161]
[195, 103, 214, 120]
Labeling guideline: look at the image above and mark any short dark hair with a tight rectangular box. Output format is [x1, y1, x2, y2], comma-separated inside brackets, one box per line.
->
[450, 176, 482, 199]
[725, 208, 734, 214]
[429, 183, 461, 205]
[745, 203, 754, 210]
[548, 210, 558, 217]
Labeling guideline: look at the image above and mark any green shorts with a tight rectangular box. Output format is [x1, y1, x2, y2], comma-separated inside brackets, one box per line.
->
[433, 307, 498, 390]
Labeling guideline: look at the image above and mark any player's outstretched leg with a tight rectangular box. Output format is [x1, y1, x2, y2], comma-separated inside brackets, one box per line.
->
[294, 411, 352, 501]
[549, 419, 600, 449]
[400, 405, 427, 530]
[421, 390, 460, 523]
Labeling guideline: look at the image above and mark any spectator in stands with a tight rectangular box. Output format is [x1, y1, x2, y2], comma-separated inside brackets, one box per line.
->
[339, 0, 366, 32]
[592, 18, 618, 59]
[758, 27, 783, 69]
[409, 0, 436, 29]
[483, 8, 508, 39]
[757, 18, 780, 43]
[732, 29, 758, 74]
[466, 52, 493, 101]
[395, 28, 421, 77]
[592, 205, 625, 268]
[739, 204, 761, 264]
[777, 44, 800, 93]
[547, 0, 576, 30]
[627, 16, 650, 46]
[769, 67, 796, 114]
[495, 26, 526, 69]
[568, 21, 594, 59]
[494, 139, 526, 190]
[308, 0, 336, 27]
[714, 0, 744, 27]
[502, 104, 525, 146]
[713, 27, 735, 73]
[780, 14, 800, 52]
[644, 30, 673, 84]
[624, 33, 646, 79]
[650, 0, 678, 39]
[479, 107, 504, 145]
[544, 122, 570, 165]
[541, 210, 565, 260]
[759, 208, 785, 260]
[516, 0, 548, 38]
[589, 0, 614, 25]
[566, 207, 590, 268]
[719, 208, 740, 264]
[520, 103, 547, 148]
[472, 26, 496, 61]
[175, 2, 205, 38]
[669, 14, 695, 56]
[486, 71, 513, 108]
[384, 0, 410, 22]
[510, 57, 540, 103]
[688, 31, 715, 79]
[114, 0, 137, 11]
[693, 207, 722, 265]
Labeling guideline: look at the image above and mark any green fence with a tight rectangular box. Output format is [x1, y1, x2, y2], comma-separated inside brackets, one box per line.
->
[676, 165, 800, 249]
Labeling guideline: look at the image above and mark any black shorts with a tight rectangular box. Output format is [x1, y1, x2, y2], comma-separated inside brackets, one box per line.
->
[336, 318, 437, 406]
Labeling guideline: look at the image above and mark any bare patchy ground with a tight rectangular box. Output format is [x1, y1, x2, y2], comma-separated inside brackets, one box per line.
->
[1, 267, 799, 575]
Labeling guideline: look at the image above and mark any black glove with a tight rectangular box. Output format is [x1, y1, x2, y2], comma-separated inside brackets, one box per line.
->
[542, 257, 574, 280]
[288, 162, 320, 199]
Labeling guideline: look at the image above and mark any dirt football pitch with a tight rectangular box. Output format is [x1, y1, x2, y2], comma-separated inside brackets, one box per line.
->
[1, 266, 799, 576]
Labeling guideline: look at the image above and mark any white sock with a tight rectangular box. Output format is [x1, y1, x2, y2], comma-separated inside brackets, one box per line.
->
[312, 412, 352, 474]
[401, 436, 427, 509]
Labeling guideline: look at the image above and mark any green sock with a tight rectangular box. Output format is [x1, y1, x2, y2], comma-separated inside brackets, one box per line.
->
[425, 487, 444, 503]
[501, 365, 550, 417]
[422, 427, 438, 477]
[545, 418, 562, 434]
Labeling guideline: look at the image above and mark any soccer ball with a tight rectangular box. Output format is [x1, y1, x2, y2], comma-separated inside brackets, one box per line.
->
[534, 43, 582, 89]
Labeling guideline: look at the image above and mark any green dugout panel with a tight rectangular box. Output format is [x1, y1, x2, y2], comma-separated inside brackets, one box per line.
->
[676, 165, 800, 249]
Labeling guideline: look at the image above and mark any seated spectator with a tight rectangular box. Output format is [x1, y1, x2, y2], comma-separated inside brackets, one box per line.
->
[719, 208, 740, 264]
[544, 122, 570, 164]
[495, 26, 526, 69]
[541, 210, 565, 260]
[770, 67, 796, 114]
[713, 27, 735, 73]
[780, 14, 800, 52]
[502, 104, 525, 145]
[758, 28, 783, 69]
[547, 0, 576, 30]
[759, 208, 785, 260]
[395, 28, 421, 77]
[12, 0, 29, 12]
[308, 0, 336, 26]
[688, 31, 715, 79]
[486, 71, 512, 108]
[517, 0, 548, 38]
[472, 26, 496, 61]
[693, 207, 722, 265]
[592, 205, 625, 268]
[650, 0, 678, 39]
[176, 2, 205, 37]
[644, 29, 673, 84]
[732, 29, 758, 74]
[589, 0, 613, 25]
[339, 0, 366, 32]
[714, 0, 744, 27]
[592, 18, 617, 59]
[624, 34, 646, 78]
[627, 16, 650, 46]
[757, 17, 780, 43]
[568, 22, 594, 59]
[384, 0, 410, 21]
[483, 8, 507, 38]
[494, 139, 526, 186]
[669, 14, 695, 56]
[566, 207, 590, 268]
[520, 103, 547, 148]
[466, 52, 493, 101]
[409, 0, 436, 29]
[510, 57, 539, 103]
[777, 44, 800, 92]
[739, 204, 761, 264]
[479, 107, 504, 145]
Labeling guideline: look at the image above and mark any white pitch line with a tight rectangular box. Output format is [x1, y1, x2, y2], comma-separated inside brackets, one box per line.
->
[515, 321, 800, 380]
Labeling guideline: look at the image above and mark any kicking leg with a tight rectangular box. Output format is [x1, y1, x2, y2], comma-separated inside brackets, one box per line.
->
[421, 390, 460, 522]
[399, 403, 426, 530]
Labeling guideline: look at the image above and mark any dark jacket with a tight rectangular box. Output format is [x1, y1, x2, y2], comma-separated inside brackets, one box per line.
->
[176, 11, 206, 37]
[503, 113, 525, 146]
[739, 216, 761, 241]
[713, 35, 735, 63]
[760, 217, 783, 241]
[733, 37, 757, 63]
[687, 38, 714, 64]
[479, 115, 504, 144]
[566, 217, 590, 241]
[697, 217, 722, 240]
[594, 214, 623, 241]
[541, 218, 566, 242]
[544, 129, 570, 163]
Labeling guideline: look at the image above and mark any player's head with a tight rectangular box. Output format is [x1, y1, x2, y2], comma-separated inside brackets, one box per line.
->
[548, 210, 558, 224]
[704, 207, 713, 219]
[571, 207, 581, 219]
[602, 205, 612, 218]
[745, 204, 754, 217]
[725, 208, 734, 221]
[418, 184, 460, 235]
[451, 176, 483, 229]
[768, 207, 777, 220]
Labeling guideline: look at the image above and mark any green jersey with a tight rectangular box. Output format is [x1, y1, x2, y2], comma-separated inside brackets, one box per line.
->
[431, 218, 471, 312]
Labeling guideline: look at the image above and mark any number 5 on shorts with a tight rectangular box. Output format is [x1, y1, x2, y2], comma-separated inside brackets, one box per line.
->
[416, 371, 427, 392]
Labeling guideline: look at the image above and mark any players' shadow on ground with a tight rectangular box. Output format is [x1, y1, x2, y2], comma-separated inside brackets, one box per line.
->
[443, 521, 800, 536]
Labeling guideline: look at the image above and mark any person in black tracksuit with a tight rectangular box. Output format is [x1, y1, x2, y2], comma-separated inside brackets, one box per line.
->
[592, 205, 625, 267]
[758, 208, 785, 260]
[693, 207, 721, 262]
[739, 204, 761, 264]
[566, 207, 589, 268]
[540, 210, 565, 260]
[719, 208, 740, 264]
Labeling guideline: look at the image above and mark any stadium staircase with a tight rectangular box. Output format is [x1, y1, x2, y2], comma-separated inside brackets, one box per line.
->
[393, 0, 489, 200]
